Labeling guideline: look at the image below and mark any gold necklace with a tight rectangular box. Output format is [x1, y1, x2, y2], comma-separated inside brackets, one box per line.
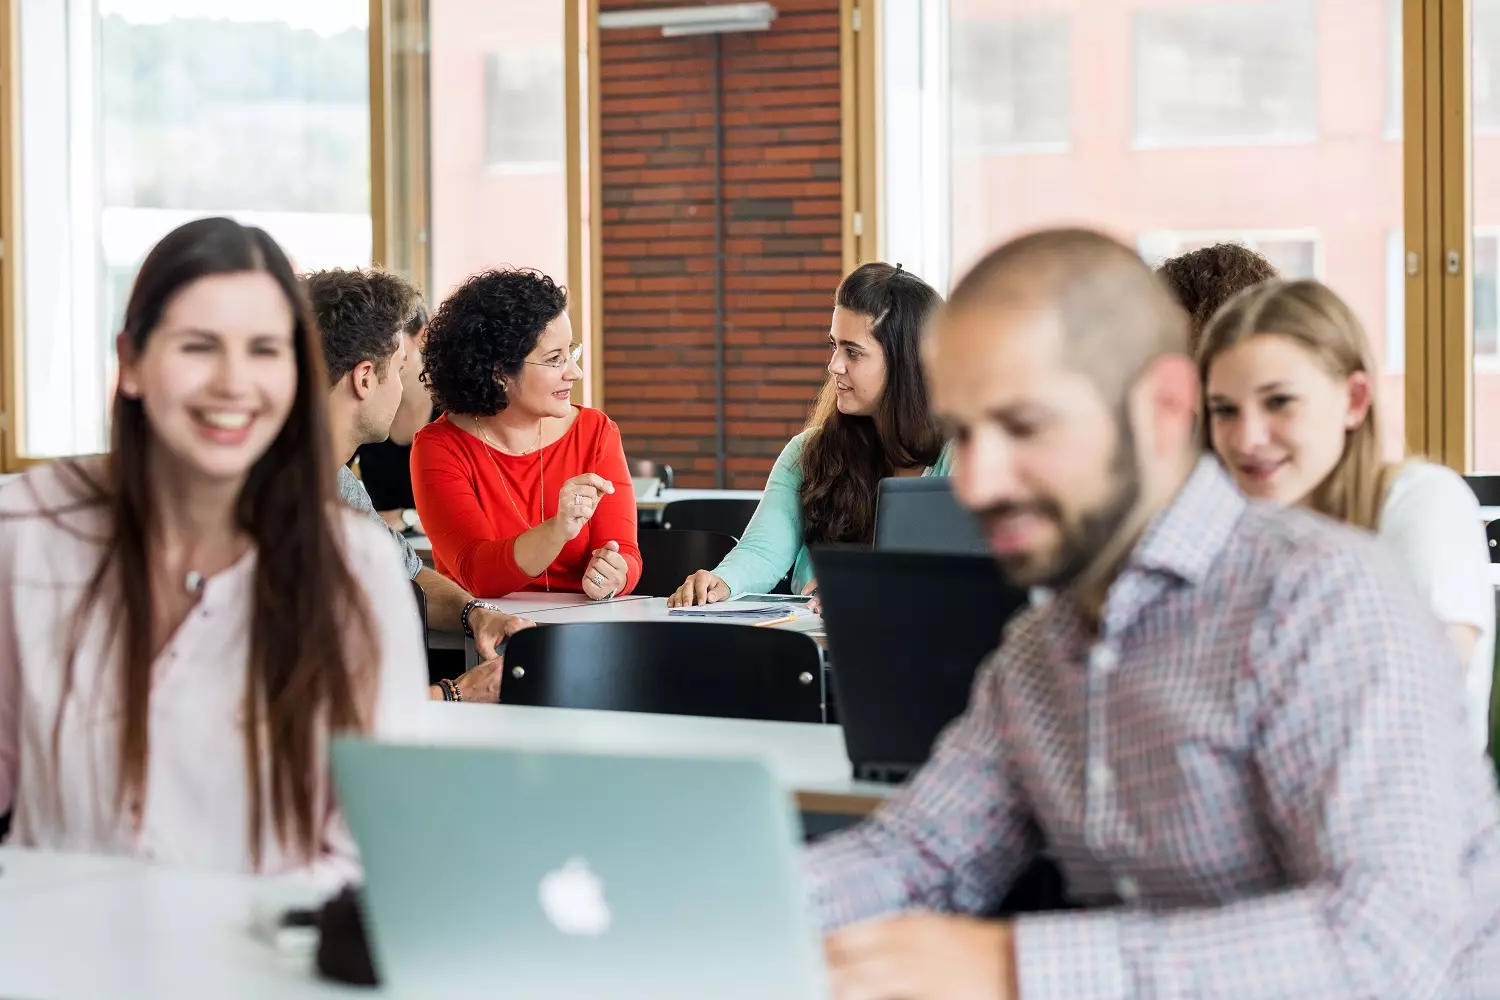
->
[471, 417, 549, 590]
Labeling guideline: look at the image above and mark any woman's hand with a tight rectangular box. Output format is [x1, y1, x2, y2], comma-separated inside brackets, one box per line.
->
[582, 540, 629, 600]
[667, 570, 730, 608]
[550, 473, 614, 542]
[803, 579, 821, 616]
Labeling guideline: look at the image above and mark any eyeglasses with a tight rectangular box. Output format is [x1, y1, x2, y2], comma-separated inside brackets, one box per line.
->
[523, 344, 584, 370]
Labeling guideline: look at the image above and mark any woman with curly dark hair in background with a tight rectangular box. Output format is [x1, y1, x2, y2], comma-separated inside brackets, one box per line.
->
[1156, 242, 1279, 353]
[410, 268, 640, 599]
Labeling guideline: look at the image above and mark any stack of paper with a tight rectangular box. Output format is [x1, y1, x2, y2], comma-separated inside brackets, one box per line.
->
[667, 604, 796, 623]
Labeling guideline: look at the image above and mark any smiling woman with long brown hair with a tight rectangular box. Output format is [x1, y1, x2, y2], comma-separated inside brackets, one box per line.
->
[0, 217, 426, 877]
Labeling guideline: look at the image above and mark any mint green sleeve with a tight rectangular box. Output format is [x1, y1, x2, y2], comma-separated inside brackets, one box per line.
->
[712, 433, 809, 598]
[930, 440, 955, 476]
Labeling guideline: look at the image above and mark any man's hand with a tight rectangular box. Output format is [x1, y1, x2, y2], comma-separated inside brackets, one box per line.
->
[824, 913, 1018, 1000]
[469, 606, 534, 661]
[453, 656, 504, 703]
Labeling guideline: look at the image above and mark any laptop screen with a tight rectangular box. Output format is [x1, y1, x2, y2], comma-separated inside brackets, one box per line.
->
[873, 477, 989, 555]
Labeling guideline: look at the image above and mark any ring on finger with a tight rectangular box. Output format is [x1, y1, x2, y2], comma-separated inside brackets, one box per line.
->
[591, 572, 605, 586]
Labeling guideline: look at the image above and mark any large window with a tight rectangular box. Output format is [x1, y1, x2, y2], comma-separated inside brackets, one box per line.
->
[429, 1, 570, 303]
[1475, 0, 1500, 467]
[1132, 2, 1318, 148]
[884, 0, 1402, 459]
[950, 15, 1069, 153]
[484, 50, 567, 170]
[17, 0, 370, 458]
[1138, 230, 1322, 280]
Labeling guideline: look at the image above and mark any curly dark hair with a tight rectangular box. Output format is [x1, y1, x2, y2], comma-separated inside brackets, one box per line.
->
[800, 263, 946, 548]
[303, 267, 421, 385]
[422, 268, 568, 416]
[1157, 243, 1279, 352]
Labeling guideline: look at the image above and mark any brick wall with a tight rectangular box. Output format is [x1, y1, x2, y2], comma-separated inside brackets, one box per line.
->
[598, 0, 844, 489]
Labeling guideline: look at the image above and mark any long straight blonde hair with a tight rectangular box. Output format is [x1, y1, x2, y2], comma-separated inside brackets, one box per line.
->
[1197, 278, 1398, 531]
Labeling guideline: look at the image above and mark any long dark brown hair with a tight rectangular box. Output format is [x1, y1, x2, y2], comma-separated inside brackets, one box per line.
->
[800, 263, 945, 547]
[50, 217, 376, 867]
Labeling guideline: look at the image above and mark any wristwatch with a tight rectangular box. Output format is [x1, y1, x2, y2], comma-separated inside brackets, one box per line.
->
[400, 508, 419, 533]
[460, 599, 506, 638]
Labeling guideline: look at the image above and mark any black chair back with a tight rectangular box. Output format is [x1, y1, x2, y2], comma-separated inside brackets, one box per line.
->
[636, 530, 739, 598]
[662, 498, 760, 538]
[630, 459, 674, 490]
[1466, 475, 1500, 507]
[501, 621, 824, 722]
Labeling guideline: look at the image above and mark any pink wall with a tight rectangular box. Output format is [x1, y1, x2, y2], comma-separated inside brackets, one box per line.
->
[429, 0, 570, 303]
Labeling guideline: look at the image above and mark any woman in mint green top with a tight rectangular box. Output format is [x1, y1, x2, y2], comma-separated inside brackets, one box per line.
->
[668, 262, 951, 606]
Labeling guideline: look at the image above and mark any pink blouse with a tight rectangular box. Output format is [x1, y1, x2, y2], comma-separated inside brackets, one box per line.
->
[0, 460, 428, 881]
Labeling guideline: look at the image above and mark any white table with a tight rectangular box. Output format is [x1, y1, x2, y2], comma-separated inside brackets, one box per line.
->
[438, 596, 824, 664]
[419, 702, 888, 815]
[428, 594, 654, 654]
[514, 595, 824, 635]
[0, 849, 356, 999]
[0, 706, 892, 996]
[636, 488, 763, 515]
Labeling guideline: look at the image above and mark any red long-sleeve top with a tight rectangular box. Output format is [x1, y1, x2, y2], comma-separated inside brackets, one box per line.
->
[410, 408, 642, 598]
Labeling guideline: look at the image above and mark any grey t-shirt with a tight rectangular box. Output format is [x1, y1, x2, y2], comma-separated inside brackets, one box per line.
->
[338, 464, 422, 581]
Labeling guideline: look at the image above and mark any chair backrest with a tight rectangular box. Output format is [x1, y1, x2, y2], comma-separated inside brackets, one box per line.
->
[662, 498, 761, 538]
[500, 621, 825, 723]
[636, 529, 740, 598]
[630, 458, 675, 490]
[1466, 475, 1500, 508]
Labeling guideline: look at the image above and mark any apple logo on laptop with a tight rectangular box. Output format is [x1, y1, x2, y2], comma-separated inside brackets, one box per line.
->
[538, 857, 612, 936]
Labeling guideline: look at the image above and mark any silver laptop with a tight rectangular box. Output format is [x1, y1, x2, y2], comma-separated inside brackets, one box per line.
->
[332, 739, 827, 1000]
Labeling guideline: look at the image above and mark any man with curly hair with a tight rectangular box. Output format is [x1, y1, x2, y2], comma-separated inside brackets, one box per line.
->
[1156, 243, 1278, 353]
[304, 267, 533, 703]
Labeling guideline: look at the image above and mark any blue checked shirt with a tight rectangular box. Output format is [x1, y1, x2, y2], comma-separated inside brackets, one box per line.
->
[806, 459, 1500, 1000]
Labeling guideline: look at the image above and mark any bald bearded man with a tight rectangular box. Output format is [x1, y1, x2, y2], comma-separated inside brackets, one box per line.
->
[806, 229, 1500, 1000]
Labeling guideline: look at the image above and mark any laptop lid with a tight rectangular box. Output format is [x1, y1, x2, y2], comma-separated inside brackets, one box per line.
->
[332, 739, 826, 1000]
[812, 548, 1027, 783]
[873, 477, 989, 555]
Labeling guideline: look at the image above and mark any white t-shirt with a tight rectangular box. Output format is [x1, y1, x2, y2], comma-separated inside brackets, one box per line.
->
[1378, 461, 1495, 753]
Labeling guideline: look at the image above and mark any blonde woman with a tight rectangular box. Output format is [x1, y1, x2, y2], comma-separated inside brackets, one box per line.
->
[1199, 278, 1493, 751]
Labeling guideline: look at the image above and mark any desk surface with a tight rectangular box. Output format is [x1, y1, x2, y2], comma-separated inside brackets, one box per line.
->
[419, 702, 887, 814]
[0, 704, 891, 996]
[513, 595, 824, 635]
[637, 488, 763, 513]
[0, 849, 350, 999]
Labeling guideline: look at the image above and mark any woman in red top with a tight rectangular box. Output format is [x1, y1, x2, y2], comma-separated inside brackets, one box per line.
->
[411, 269, 641, 598]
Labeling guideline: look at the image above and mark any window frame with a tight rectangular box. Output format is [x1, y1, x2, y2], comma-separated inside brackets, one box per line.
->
[871, 0, 1473, 476]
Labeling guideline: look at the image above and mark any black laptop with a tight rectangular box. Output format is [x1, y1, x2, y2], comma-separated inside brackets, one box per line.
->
[874, 477, 989, 555]
[812, 547, 1029, 784]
